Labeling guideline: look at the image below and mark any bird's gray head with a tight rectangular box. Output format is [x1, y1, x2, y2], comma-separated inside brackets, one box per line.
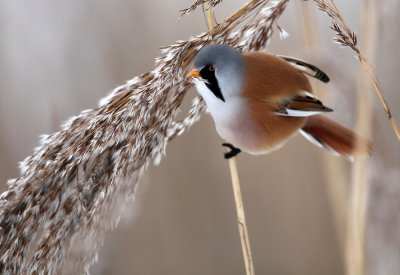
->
[191, 44, 244, 102]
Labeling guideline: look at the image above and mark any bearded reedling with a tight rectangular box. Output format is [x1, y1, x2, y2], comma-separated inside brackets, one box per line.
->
[188, 44, 371, 159]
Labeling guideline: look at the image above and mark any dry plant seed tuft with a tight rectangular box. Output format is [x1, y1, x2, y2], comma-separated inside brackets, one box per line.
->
[180, 0, 223, 17]
[0, 0, 289, 274]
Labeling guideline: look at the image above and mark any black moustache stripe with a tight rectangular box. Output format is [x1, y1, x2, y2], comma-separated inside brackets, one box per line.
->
[200, 66, 225, 102]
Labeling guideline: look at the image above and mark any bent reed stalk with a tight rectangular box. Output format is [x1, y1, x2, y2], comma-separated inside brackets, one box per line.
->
[313, 0, 400, 140]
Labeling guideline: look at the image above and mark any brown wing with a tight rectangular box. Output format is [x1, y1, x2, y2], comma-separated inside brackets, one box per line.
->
[242, 52, 331, 117]
[242, 52, 313, 102]
[241, 52, 311, 148]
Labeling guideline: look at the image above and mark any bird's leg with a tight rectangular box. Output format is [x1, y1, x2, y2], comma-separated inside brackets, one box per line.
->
[222, 143, 241, 159]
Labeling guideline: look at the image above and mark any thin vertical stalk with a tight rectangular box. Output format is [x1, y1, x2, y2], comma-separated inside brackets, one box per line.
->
[295, 0, 348, 261]
[204, 1, 216, 33]
[203, 2, 255, 274]
[228, 158, 255, 275]
[347, 1, 375, 274]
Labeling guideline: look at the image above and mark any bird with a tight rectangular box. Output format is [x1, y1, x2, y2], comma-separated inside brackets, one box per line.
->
[187, 44, 371, 160]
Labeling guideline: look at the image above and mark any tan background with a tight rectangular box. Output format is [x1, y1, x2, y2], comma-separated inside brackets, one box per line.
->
[0, 0, 399, 274]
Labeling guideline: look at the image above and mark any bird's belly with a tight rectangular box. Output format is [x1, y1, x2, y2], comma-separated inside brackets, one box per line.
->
[215, 119, 269, 155]
[214, 115, 304, 155]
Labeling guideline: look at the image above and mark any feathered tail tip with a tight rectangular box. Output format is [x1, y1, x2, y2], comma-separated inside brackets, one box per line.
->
[300, 115, 372, 161]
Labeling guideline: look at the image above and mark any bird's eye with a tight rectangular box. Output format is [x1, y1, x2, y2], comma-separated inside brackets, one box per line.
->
[208, 65, 215, 71]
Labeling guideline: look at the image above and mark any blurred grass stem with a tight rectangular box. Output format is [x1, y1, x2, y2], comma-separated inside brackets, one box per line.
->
[204, 1, 216, 33]
[347, 1, 375, 274]
[295, 0, 348, 262]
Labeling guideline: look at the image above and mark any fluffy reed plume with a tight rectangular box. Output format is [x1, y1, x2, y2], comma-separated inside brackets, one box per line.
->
[0, 0, 289, 273]
[313, 0, 400, 140]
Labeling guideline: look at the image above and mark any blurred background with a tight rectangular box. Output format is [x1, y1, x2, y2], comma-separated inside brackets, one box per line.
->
[0, 0, 399, 274]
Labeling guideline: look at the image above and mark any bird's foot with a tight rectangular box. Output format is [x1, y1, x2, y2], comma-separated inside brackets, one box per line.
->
[222, 143, 241, 159]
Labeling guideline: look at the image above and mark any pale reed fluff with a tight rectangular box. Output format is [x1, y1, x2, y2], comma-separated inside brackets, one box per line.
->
[0, 0, 289, 273]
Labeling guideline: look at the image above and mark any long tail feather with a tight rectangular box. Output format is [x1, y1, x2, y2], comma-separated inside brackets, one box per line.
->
[300, 115, 372, 160]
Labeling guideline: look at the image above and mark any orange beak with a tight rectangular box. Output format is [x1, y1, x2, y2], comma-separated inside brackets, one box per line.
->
[187, 69, 201, 79]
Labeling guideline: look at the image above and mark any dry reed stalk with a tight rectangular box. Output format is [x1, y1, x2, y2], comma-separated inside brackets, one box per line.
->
[228, 158, 255, 275]
[313, 0, 400, 141]
[204, 2, 255, 274]
[204, 1, 216, 33]
[0, 0, 290, 273]
[347, 1, 376, 274]
[309, 1, 391, 274]
[295, 0, 348, 263]
[295, 1, 320, 50]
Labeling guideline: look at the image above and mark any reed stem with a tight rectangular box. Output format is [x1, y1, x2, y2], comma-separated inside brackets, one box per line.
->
[203, 2, 255, 274]
[347, 1, 375, 274]
[228, 157, 255, 275]
[295, 0, 348, 264]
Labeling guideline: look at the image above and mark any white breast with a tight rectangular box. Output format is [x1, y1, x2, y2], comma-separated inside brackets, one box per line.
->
[193, 80, 265, 154]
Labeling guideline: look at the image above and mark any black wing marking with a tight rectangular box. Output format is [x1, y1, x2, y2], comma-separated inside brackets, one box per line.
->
[278, 55, 330, 83]
[275, 91, 333, 117]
